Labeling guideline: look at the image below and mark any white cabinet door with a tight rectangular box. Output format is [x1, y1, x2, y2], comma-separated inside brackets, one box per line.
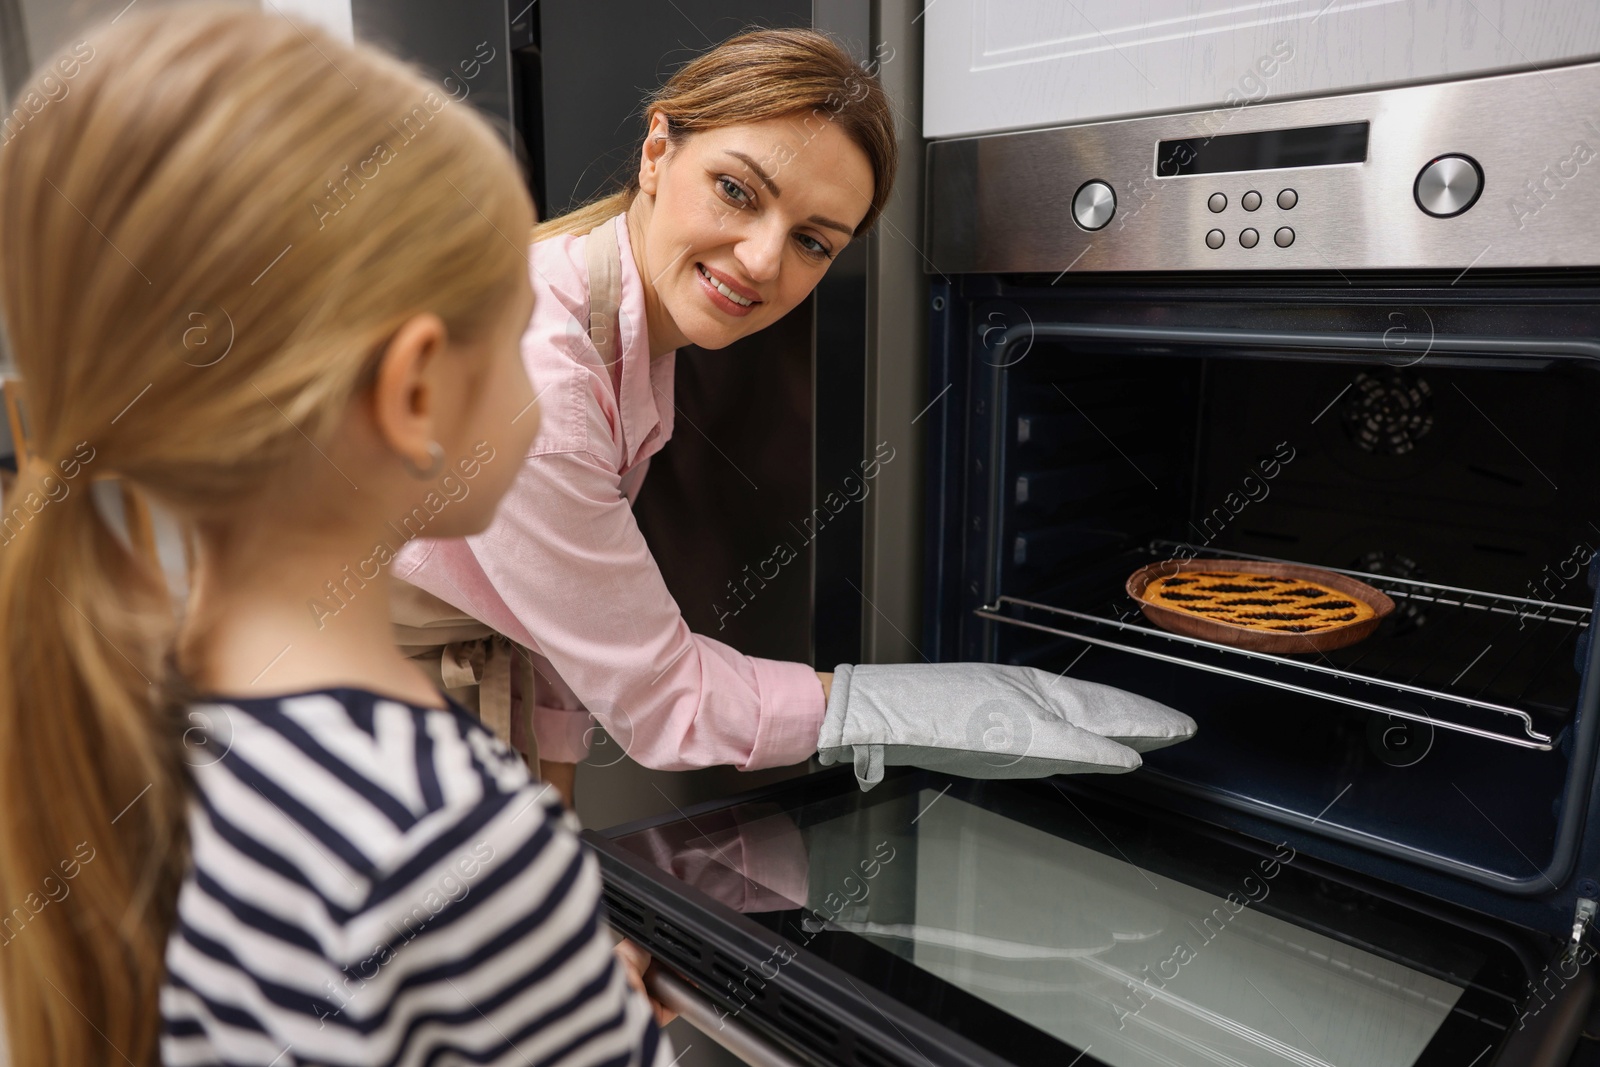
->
[923, 0, 1600, 138]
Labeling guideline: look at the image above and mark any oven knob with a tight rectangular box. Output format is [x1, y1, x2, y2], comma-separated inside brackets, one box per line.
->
[1414, 154, 1483, 218]
[1072, 180, 1116, 231]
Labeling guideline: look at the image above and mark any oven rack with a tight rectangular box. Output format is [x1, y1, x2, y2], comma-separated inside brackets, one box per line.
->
[975, 543, 1592, 751]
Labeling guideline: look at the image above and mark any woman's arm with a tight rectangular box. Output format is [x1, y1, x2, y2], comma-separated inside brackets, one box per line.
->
[468, 448, 828, 772]
[535, 676, 818, 805]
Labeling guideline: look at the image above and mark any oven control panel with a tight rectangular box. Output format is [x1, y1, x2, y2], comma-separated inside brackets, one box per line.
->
[928, 60, 1599, 273]
[1191, 184, 1301, 251]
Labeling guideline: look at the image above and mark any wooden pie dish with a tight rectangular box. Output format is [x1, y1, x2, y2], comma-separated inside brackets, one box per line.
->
[1125, 558, 1396, 654]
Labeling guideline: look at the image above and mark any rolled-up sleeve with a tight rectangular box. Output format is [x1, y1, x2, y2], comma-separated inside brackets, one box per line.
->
[469, 446, 825, 772]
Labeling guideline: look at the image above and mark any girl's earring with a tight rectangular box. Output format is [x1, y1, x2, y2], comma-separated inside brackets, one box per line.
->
[402, 441, 445, 480]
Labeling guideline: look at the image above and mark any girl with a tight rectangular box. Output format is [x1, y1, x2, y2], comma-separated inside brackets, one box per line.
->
[0, 6, 666, 1064]
[394, 28, 899, 802]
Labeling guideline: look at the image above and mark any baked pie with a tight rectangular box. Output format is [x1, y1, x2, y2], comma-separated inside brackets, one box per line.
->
[1141, 569, 1378, 633]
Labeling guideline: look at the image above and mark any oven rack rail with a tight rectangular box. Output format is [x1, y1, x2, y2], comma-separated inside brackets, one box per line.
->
[976, 544, 1591, 751]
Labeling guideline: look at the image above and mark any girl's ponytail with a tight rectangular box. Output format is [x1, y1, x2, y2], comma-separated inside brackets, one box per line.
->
[0, 458, 184, 1064]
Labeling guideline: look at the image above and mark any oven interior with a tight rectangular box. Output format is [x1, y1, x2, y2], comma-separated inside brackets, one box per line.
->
[946, 317, 1600, 887]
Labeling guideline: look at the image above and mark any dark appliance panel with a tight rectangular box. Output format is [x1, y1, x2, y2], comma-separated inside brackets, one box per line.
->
[515, 0, 870, 671]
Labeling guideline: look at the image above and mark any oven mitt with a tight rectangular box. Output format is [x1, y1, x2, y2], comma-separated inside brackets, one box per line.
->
[816, 663, 1197, 791]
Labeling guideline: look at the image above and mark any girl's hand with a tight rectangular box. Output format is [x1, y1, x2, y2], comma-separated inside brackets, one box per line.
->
[614, 939, 678, 1027]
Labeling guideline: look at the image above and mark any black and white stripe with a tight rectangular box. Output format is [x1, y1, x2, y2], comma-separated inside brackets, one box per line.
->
[161, 688, 667, 1067]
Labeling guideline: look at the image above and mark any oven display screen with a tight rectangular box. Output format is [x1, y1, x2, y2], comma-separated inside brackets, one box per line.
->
[1157, 120, 1369, 176]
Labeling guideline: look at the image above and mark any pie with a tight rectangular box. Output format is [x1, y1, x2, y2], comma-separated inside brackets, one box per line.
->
[1140, 569, 1378, 633]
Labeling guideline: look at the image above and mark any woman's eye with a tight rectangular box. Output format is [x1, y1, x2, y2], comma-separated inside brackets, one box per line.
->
[797, 234, 831, 258]
[717, 177, 750, 205]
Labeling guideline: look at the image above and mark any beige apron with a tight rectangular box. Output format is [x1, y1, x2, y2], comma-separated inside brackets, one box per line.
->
[391, 218, 623, 762]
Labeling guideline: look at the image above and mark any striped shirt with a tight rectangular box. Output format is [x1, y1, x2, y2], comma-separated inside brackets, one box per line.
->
[161, 688, 668, 1067]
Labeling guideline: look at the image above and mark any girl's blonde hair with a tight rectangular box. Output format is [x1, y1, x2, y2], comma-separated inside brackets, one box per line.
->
[0, 5, 530, 1063]
[536, 27, 898, 241]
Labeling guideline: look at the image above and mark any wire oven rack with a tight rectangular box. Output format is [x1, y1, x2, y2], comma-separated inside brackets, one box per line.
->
[975, 541, 1591, 751]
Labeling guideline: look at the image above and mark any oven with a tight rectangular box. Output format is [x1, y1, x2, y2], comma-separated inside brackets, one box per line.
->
[585, 58, 1600, 1067]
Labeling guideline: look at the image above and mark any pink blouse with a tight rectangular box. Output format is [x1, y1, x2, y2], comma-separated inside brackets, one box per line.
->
[392, 214, 826, 770]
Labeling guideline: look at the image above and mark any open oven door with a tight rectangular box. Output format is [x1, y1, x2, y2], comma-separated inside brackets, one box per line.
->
[585, 766, 1587, 1067]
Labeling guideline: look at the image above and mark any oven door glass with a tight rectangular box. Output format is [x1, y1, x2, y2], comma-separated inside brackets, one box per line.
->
[598, 768, 1530, 1067]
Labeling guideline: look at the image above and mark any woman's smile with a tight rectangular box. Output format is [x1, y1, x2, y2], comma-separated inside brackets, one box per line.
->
[696, 261, 761, 316]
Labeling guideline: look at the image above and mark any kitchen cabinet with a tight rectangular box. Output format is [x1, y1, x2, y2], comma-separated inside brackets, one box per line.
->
[923, 0, 1600, 138]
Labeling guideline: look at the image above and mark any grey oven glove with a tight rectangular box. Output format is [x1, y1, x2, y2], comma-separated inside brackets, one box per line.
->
[816, 663, 1197, 791]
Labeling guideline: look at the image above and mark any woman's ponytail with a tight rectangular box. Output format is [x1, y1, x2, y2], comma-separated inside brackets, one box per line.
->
[533, 188, 634, 241]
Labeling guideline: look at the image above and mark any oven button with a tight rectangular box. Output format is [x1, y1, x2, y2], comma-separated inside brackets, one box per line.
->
[1205, 228, 1225, 249]
[1208, 192, 1227, 212]
[1242, 190, 1262, 211]
[1277, 188, 1298, 210]
[1414, 153, 1484, 217]
[1239, 228, 1259, 248]
[1274, 226, 1295, 247]
[1072, 180, 1116, 230]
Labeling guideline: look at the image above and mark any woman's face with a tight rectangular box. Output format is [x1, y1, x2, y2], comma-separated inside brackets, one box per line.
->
[633, 112, 876, 351]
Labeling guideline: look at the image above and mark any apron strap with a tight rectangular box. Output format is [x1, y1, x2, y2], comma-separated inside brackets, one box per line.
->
[583, 216, 624, 367]
[403, 636, 538, 768]
[475, 639, 514, 745]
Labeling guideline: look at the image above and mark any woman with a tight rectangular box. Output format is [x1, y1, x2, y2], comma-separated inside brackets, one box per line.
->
[394, 28, 897, 797]
[0, 7, 666, 1063]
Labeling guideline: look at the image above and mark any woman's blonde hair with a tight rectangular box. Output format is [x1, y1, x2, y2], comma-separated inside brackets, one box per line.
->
[536, 27, 898, 241]
[0, 5, 530, 1063]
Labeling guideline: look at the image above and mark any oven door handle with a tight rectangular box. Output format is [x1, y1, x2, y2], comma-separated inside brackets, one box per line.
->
[646, 965, 807, 1067]
[986, 320, 1600, 367]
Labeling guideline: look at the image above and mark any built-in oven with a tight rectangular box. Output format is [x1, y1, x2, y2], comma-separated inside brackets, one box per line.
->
[587, 57, 1600, 1067]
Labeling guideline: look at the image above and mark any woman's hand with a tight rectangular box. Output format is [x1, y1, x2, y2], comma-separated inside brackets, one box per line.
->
[614, 939, 678, 1027]
[537, 759, 577, 809]
[816, 671, 832, 702]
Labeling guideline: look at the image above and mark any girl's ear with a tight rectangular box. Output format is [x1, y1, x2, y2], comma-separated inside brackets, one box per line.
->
[637, 111, 673, 196]
[371, 312, 449, 471]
